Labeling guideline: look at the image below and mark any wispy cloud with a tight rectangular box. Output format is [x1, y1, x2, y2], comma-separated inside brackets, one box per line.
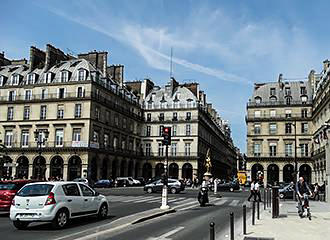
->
[46, 5, 252, 85]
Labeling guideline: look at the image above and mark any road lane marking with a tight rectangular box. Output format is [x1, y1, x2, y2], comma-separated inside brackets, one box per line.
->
[229, 200, 240, 207]
[146, 226, 185, 240]
[133, 196, 160, 203]
[168, 197, 186, 203]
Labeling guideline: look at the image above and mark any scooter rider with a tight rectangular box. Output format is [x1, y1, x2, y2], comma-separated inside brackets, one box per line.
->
[198, 176, 209, 206]
[296, 176, 312, 217]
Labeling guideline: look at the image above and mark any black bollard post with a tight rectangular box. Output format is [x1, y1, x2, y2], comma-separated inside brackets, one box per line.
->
[264, 189, 266, 210]
[210, 222, 215, 240]
[252, 201, 255, 225]
[230, 212, 234, 240]
[243, 205, 247, 235]
[257, 200, 260, 220]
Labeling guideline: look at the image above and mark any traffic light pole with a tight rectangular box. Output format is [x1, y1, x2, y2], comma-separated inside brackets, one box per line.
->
[160, 144, 170, 210]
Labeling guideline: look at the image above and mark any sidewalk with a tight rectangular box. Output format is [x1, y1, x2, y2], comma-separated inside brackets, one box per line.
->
[238, 200, 330, 240]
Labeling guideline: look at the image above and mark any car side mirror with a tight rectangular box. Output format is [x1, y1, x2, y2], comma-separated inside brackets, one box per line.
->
[94, 191, 100, 196]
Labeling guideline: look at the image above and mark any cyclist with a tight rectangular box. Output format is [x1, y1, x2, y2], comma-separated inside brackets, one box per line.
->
[295, 176, 312, 218]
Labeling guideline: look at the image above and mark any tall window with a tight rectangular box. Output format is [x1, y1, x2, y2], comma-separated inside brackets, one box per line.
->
[172, 112, 178, 121]
[147, 113, 151, 122]
[285, 123, 292, 134]
[21, 130, 29, 148]
[27, 74, 34, 84]
[12, 75, 19, 85]
[57, 105, 64, 119]
[123, 118, 127, 129]
[285, 87, 291, 96]
[184, 143, 191, 156]
[104, 133, 109, 147]
[186, 112, 191, 120]
[270, 110, 276, 117]
[300, 143, 308, 157]
[254, 110, 261, 118]
[45, 72, 52, 83]
[72, 128, 81, 142]
[285, 143, 293, 157]
[4, 130, 13, 147]
[8, 90, 16, 101]
[77, 87, 84, 97]
[186, 124, 191, 136]
[300, 86, 307, 95]
[286, 97, 291, 105]
[61, 71, 69, 82]
[40, 105, 47, 120]
[95, 107, 100, 121]
[253, 143, 261, 157]
[158, 143, 164, 156]
[171, 143, 177, 156]
[269, 123, 277, 134]
[254, 123, 261, 134]
[23, 106, 30, 120]
[78, 70, 85, 81]
[301, 123, 308, 134]
[269, 143, 277, 157]
[58, 88, 65, 99]
[270, 88, 276, 96]
[7, 107, 14, 120]
[145, 143, 151, 156]
[172, 125, 177, 136]
[285, 109, 291, 118]
[93, 130, 99, 143]
[25, 90, 32, 100]
[159, 113, 164, 121]
[159, 125, 164, 136]
[146, 126, 151, 136]
[301, 109, 308, 118]
[41, 89, 47, 100]
[301, 96, 308, 104]
[55, 129, 64, 147]
[75, 104, 82, 118]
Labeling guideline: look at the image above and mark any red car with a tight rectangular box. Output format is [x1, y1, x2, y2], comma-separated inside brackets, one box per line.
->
[0, 180, 34, 213]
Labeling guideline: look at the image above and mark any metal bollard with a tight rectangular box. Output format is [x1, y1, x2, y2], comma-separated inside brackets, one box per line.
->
[210, 222, 215, 240]
[257, 200, 260, 220]
[243, 205, 247, 235]
[264, 189, 266, 210]
[252, 201, 255, 225]
[272, 186, 279, 218]
[230, 212, 234, 240]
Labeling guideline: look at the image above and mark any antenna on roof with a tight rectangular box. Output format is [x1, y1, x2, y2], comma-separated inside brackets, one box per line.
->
[170, 47, 173, 78]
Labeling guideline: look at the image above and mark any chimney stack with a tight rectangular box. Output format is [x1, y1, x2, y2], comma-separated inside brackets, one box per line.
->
[0, 52, 11, 66]
[78, 51, 108, 77]
[45, 44, 69, 71]
[29, 46, 46, 71]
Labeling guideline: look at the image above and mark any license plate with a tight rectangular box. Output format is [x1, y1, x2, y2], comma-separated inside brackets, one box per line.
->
[18, 213, 37, 218]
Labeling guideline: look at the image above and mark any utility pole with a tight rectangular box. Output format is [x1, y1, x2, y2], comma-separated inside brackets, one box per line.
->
[160, 127, 171, 210]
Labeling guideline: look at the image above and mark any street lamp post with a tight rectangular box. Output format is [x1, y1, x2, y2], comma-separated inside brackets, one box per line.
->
[34, 129, 49, 180]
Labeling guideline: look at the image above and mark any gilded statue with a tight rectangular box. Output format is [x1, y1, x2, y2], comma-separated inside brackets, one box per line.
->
[204, 148, 212, 174]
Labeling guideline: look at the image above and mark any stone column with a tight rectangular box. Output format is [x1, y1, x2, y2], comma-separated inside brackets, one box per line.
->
[45, 164, 50, 180]
[263, 170, 267, 187]
[82, 164, 88, 179]
[152, 167, 155, 178]
[279, 169, 283, 182]
[178, 168, 182, 180]
[28, 165, 33, 179]
[63, 164, 68, 181]
[11, 165, 16, 179]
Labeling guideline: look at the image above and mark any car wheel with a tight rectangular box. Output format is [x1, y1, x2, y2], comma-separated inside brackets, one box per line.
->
[52, 209, 69, 229]
[279, 193, 284, 199]
[170, 188, 177, 194]
[98, 203, 108, 220]
[230, 187, 234, 192]
[13, 221, 30, 230]
[147, 187, 153, 193]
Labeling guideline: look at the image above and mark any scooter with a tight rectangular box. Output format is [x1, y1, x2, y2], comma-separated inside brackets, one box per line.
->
[297, 193, 311, 220]
[198, 186, 209, 207]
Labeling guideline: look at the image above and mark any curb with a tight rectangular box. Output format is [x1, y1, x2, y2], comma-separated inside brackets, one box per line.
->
[132, 208, 176, 224]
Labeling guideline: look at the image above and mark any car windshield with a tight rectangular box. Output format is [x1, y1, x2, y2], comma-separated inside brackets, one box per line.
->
[0, 183, 18, 190]
[17, 184, 54, 197]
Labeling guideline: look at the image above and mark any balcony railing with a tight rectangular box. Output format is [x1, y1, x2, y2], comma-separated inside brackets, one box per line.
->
[147, 116, 199, 122]
[144, 102, 198, 110]
[247, 100, 313, 107]
[246, 113, 312, 121]
[143, 152, 199, 158]
[247, 152, 310, 158]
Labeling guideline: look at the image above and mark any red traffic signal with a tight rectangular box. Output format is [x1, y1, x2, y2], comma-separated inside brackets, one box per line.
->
[162, 127, 171, 145]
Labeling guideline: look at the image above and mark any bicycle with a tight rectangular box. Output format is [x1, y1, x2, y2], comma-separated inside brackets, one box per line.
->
[297, 193, 311, 220]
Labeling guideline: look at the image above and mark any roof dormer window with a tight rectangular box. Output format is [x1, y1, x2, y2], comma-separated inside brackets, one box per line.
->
[12, 74, 20, 85]
[0, 75, 5, 86]
[78, 69, 86, 81]
[45, 72, 53, 83]
[27, 74, 34, 85]
[61, 71, 69, 82]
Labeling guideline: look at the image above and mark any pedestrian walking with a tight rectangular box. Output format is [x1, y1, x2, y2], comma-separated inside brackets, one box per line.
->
[247, 180, 255, 201]
[313, 183, 320, 201]
[254, 181, 262, 202]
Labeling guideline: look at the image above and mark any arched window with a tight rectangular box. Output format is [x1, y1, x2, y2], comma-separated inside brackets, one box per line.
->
[78, 69, 87, 81]
[269, 96, 277, 102]
[255, 97, 262, 104]
[286, 97, 292, 105]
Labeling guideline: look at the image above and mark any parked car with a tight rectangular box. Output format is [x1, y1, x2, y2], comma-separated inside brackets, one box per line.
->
[115, 177, 140, 187]
[10, 182, 109, 230]
[146, 176, 162, 185]
[279, 184, 294, 199]
[0, 180, 35, 213]
[73, 178, 89, 185]
[94, 179, 113, 188]
[216, 180, 240, 192]
[144, 178, 183, 194]
[136, 177, 146, 186]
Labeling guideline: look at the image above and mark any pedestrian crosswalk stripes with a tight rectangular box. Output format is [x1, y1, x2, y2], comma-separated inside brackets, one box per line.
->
[106, 195, 247, 208]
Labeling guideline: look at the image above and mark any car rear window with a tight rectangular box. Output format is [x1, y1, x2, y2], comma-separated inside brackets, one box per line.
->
[17, 184, 54, 197]
[0, 183, 18, 190]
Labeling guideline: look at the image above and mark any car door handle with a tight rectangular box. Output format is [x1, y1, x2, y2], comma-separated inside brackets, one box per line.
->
[67, 199, 72, 202]
[84, 199, 88, 201]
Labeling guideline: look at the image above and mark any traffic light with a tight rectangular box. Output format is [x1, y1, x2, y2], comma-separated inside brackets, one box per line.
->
[162, 127, 171, 145]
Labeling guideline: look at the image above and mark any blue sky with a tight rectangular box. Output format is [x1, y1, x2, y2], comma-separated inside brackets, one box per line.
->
[1, 0, 329, 152]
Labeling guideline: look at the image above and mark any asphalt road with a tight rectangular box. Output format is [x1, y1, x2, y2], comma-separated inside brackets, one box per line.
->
[0, 187, 251, 240]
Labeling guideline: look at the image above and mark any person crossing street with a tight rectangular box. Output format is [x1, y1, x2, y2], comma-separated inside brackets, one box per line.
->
[254, 180, 262, 202]
[247, 180, 255, 201]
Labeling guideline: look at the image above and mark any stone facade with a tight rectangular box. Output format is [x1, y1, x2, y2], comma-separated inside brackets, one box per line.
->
[246, 76, 314, 185]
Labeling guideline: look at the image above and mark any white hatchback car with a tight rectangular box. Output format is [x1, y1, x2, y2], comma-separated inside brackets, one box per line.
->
[10, 182, 109, 230]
